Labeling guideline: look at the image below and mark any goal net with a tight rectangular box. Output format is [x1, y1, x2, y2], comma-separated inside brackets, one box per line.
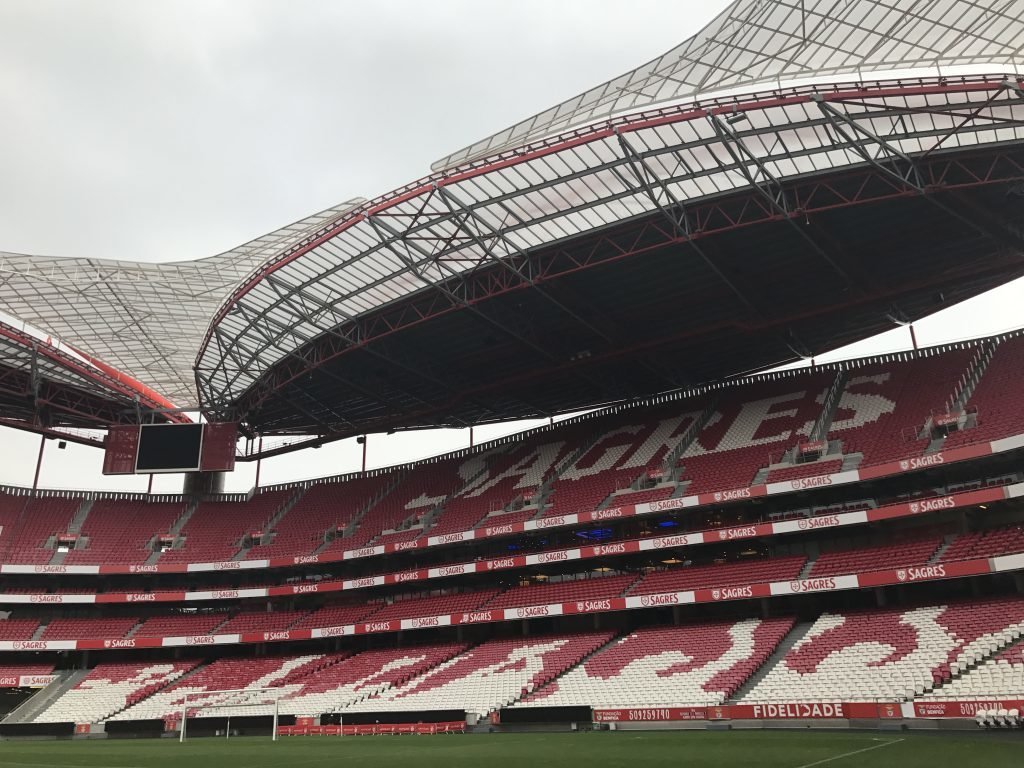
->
[178, 687, 282, 742]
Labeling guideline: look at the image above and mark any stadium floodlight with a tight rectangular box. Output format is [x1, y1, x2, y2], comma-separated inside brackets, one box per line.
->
[178, 687, 282, 743]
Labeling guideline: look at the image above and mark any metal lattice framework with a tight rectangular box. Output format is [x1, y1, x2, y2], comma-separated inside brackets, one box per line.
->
[195, 74, 1024, 426]
[1, 0, 1023, 434]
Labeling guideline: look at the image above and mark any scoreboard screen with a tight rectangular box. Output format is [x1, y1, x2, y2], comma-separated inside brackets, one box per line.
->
[135, 423, 204, 473]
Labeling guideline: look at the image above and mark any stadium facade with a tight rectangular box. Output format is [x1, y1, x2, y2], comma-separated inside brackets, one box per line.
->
[2, 0, 1024, 737]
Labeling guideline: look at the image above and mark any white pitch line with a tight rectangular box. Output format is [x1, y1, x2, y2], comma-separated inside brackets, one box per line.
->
[793, 738, 904, 768]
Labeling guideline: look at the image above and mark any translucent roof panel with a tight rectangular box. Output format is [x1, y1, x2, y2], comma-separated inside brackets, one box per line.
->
[432, 0, 1024, 170]
[0, 200, 365, 408]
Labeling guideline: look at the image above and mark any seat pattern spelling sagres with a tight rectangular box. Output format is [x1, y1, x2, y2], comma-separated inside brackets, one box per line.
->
[542, 412, 698, 518]
[946, 336, 1024, 449]
[678, 375, 833, 496]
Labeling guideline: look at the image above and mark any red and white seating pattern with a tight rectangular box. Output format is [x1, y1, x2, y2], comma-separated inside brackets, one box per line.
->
[36, 661, 198, 723]
[826, 350, 973, 465]
[427, 442, 569, 536]
[278, 644, 466, 715]
[520, 618, 794, 708]
[63, 500, 185, 566]
[921, 639, 1024, 701]
[245, 477, 390, 560]
[678, 376, 832, 495]
[340, 459, 468, 549]
[741, 598, 1024, 703]
[345, 633, 613, 717]
[543, 413, 697, 518]
[110, 655, 328, 721]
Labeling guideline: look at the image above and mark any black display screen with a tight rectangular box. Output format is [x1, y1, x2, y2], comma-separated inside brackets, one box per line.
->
[135, 424, 204, 473]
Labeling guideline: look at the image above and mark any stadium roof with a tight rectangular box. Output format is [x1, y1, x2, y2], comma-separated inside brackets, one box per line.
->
[1, 0, 1023, 443]
[434, 0, 1024, 170]
[0, 199, 364, 409]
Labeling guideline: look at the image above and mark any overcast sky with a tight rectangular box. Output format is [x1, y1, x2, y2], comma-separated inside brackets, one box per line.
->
[1, 0, 1022, 494]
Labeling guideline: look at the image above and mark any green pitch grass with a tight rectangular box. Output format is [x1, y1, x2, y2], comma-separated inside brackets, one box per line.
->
[1, 730, 1022, 768]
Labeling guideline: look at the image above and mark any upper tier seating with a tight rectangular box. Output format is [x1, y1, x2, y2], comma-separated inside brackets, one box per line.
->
[35, 661, 198, 723]
[677, 375, 832, 496]
[826, 349, 973, 465]
[64, 500, 184, 566]
[940, 525, 1024, 562]
[605, 486, 675, 507]
[3, 343, 1023, 568]
[543, 413, 697, 518]
[0, 663, 54, 681]
[344, 632, 614, 716]
[0, 618, 40, 640]
[244, 476, 392, 560]
[1, 496, 82, 564]
[336, 458, 469, 550]
[741, 597, 1024, 702]
[158, 491, 291, 564]
[810, 538, 942, 577]
[40, 617, 137, 641]
[133, 613, 230, 638]
[289, 603, 381, 630]
[213, 610, 306, 635]
[370, 529, 424, 548]
[629, 556, 807, 595]
[764, 459, 843, 485]
[370, 591, 499, 622]
[484, 575, 637, 610]
[427, 439, 574, 536]
[945, 336, 1024, 448]
[520, 618, 794, 708]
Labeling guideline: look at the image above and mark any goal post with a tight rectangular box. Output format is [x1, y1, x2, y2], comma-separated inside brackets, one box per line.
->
[178, 687, 282, 742]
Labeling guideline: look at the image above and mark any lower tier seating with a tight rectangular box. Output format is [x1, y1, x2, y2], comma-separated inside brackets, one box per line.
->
[519, 618, 794, 708]
[344, 633, 614, 717]
[741, 598, 1024, 703]
[920, 639, 1024, 701]
[36, 661, 198, 723]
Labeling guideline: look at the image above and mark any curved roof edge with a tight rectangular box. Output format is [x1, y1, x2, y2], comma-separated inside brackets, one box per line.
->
[0, 198, 366, 409]
[432, 0, 1024, 171]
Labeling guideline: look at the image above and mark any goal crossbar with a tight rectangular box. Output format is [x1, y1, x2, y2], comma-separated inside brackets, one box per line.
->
[178, 687, 282, 742]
